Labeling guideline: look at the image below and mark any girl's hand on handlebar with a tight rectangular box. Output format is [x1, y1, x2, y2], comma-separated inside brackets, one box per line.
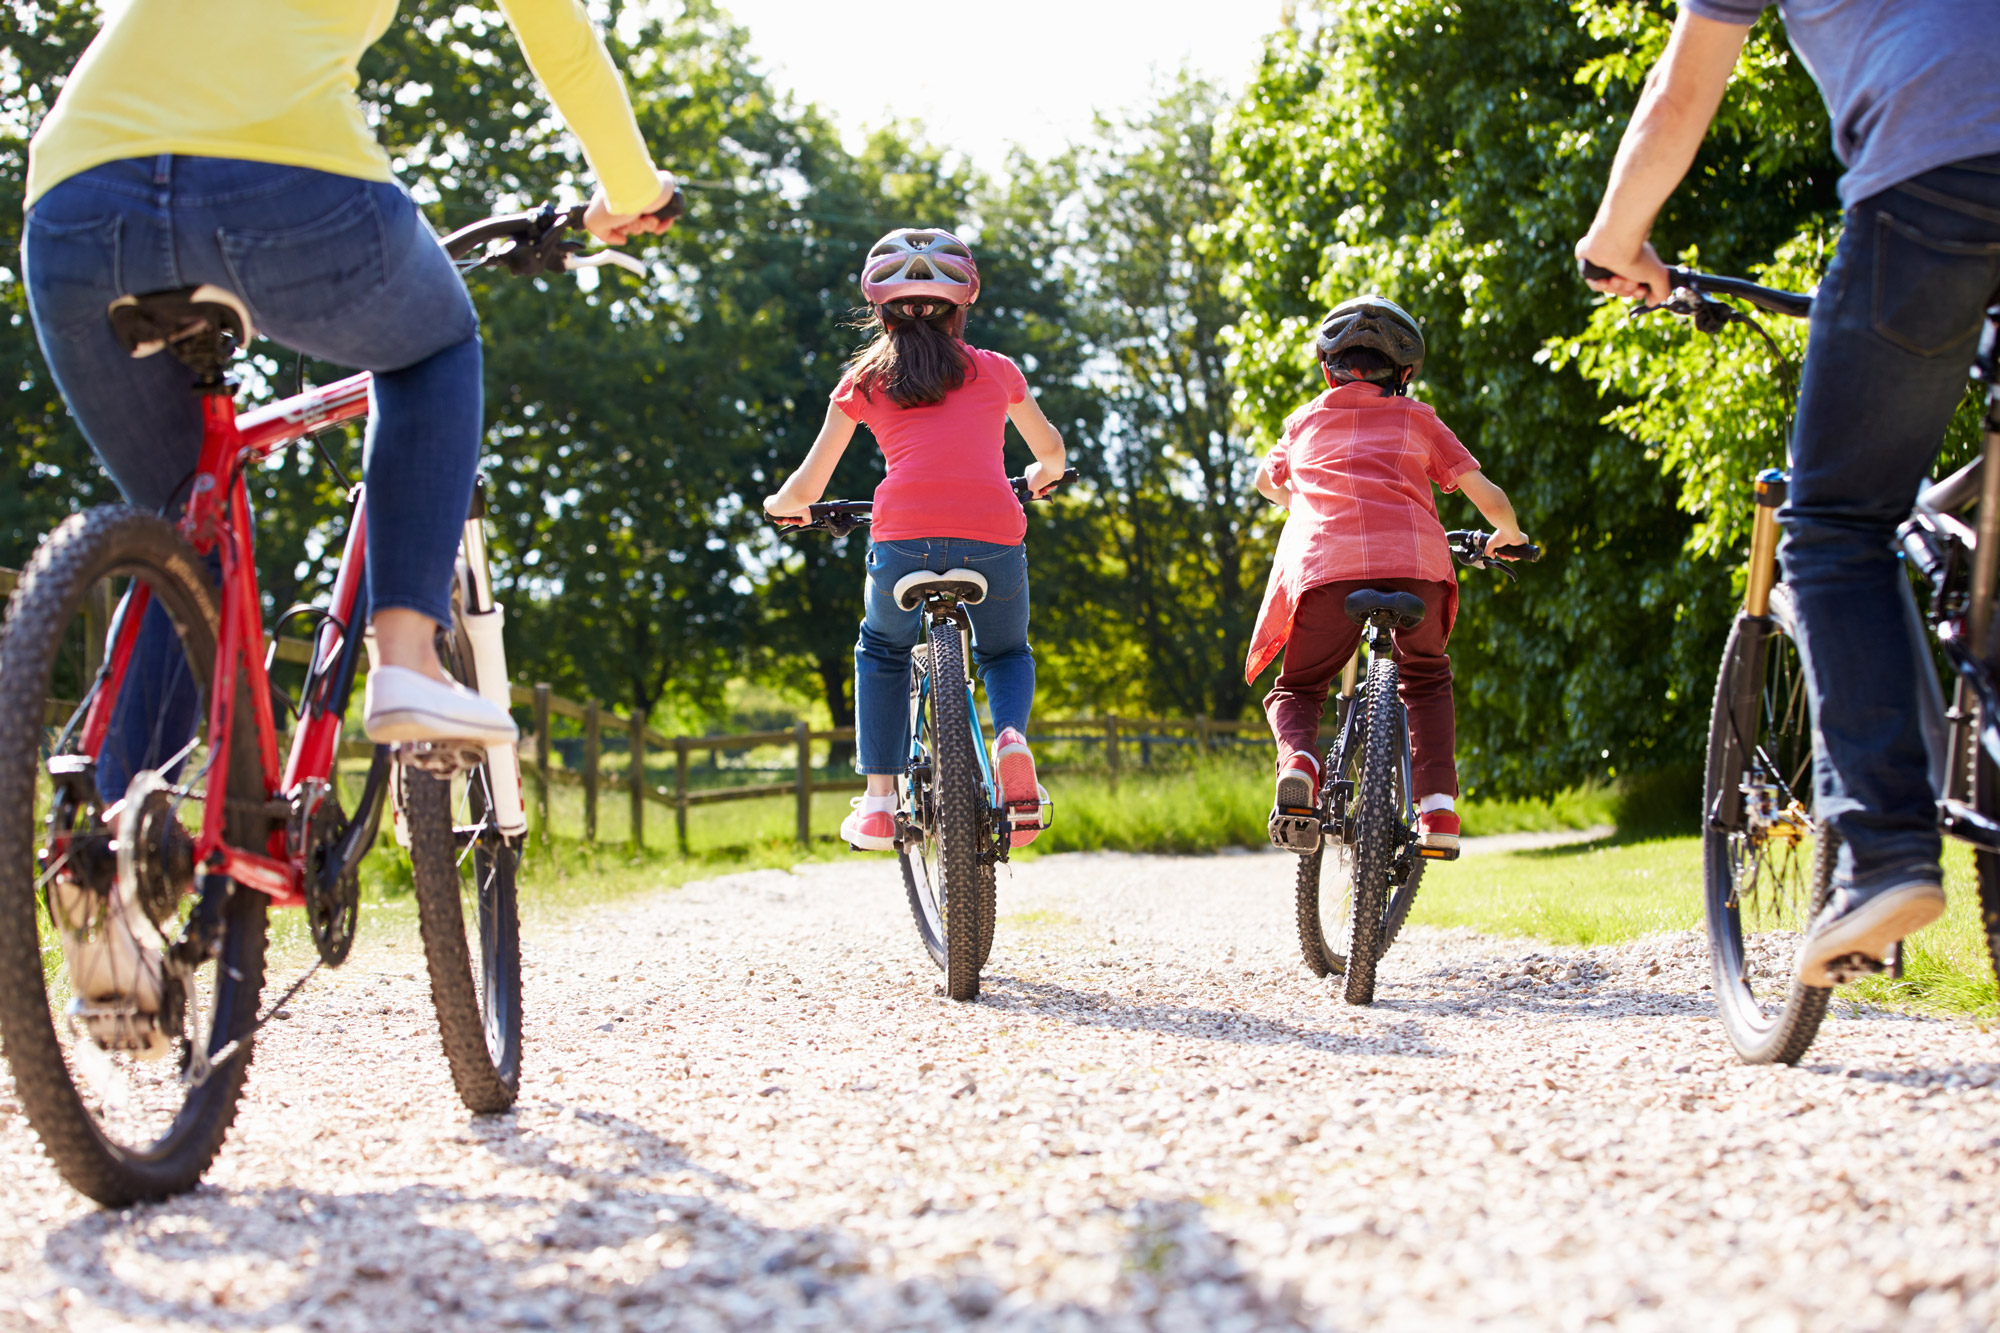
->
[1574, 233, 1671, 306]
[584, 171, 682, 246]
[763, 492, 814, 527]
[1023, 459, 1064, 499]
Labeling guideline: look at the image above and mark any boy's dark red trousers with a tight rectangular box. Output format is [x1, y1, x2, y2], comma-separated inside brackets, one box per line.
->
[1262, 577, 1458, 799]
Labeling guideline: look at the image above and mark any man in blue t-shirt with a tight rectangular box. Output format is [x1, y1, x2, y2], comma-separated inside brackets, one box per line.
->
[1576, 2, 2000, 988]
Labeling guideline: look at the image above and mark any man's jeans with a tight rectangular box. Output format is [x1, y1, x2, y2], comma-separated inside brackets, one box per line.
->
[1782, 152, 2000, 891]
[23, 156, 483, 629]
[855, 538, 1034, 775]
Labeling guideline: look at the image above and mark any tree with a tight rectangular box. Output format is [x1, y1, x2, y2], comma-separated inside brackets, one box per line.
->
[1011, 76, 1274, 720]
[1217, 0, 1839, 795]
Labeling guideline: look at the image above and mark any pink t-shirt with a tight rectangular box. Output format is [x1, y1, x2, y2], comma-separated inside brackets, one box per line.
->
[1244, 383, 1480, 682]
[830, 345, 1029, 546]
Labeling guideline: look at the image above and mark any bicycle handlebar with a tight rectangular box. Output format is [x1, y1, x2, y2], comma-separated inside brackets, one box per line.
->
[776, 468, 1079, 537]
[1578, 258, 1813, 321]
[1446, 529, 1541, 581]
[439, 186, 687, 276]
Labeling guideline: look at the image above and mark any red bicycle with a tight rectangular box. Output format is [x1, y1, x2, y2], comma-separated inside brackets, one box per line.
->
[0, 197, 670, 1205]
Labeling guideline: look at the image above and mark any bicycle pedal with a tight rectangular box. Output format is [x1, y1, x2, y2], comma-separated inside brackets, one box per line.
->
[1269, 811, 1322, 853]
[1822, 952, 1888, 986]
[1418, 845, 1460, 861]
[392, 741, 485, 778]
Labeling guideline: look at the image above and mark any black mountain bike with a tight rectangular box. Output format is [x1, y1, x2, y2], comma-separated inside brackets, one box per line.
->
[778, 468, 1073, 1001]
[1586, 261, 2000, 1064]
[1279, 531, 1539, 1003]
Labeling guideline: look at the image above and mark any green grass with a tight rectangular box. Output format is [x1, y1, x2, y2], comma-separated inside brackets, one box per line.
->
[1409, 831, 1999, 1019]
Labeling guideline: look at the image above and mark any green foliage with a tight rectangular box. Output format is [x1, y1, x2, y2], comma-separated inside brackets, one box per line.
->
[1217, 0, 1839, 796]
[1011, 77, 1276, 719]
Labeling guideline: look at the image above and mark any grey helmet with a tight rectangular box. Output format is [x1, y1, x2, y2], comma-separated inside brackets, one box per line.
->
[1314, 294, 1424, 392]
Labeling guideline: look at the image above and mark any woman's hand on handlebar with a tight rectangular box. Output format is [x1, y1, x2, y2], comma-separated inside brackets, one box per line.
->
[1574, 232, 1672, 306]
[584, 171, 682, 246]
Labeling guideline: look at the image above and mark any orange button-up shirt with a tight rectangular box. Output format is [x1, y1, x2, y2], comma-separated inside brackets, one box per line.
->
[1244, 383, 1479, 682]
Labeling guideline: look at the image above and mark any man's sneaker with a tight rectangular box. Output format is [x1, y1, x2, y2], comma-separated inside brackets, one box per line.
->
[994, 727, 1042, 847]
[840, 798, 897, 851]
[1417, 809, 1461, 857]
[364, 665, 519, 747]
[1795, 877, 1946, 988]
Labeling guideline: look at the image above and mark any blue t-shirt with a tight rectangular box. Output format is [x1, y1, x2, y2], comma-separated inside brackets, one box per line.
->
[1686, 1, 2000, 206]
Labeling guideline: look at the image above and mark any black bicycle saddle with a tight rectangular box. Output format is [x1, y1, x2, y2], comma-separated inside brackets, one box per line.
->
[107, 284, 254, 380]
[1343, 589, 1427, 630]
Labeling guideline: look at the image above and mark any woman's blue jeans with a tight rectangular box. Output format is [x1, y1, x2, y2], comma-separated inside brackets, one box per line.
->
[24, 157, 483, 800]
[856, 538, 1034, 776]
[23, 156, 483, 629]
[1781, 152, 2000, 891]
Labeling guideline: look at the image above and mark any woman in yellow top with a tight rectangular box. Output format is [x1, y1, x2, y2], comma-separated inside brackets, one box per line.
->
[23, 0, 677, 755]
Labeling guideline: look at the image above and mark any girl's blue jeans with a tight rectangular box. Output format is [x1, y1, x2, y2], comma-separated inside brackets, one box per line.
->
[856, 538, 1034, 776]
[23, 155, 483, 630]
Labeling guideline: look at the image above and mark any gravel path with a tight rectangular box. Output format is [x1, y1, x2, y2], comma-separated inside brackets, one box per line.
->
[3, 847, 1999, 1331]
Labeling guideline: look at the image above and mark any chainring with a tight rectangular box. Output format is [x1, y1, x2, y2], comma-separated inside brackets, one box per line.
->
[298, 784, 360, 966]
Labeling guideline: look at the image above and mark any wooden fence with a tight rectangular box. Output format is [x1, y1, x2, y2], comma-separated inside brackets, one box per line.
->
[4, 566, 1260, 852]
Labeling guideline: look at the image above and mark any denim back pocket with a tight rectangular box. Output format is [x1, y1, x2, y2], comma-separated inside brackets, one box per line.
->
[1871, 211, 2000, 358]
[218, 185, 389, 332]
[23, 211, 122, 344]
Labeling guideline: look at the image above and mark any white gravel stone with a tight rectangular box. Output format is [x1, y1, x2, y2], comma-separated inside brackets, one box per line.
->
[2, 848, 1998, 1330]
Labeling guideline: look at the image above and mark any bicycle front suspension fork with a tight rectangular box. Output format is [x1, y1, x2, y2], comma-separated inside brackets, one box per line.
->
[458, 485, 527, 838]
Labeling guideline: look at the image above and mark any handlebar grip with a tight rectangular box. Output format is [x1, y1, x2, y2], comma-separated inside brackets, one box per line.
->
[1578, 258, 1616, 283]
[1490, 542, 1542, 562]
[648, 186, 686, 226]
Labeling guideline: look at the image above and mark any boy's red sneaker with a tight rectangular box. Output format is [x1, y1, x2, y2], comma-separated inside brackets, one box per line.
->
[840, 798, 897, 851]
[1274, 753, 1320, 813]
[1417, 809, 1461, 852]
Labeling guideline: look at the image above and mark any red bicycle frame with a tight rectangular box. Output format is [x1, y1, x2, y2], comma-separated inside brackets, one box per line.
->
[77, 372, 376, 909]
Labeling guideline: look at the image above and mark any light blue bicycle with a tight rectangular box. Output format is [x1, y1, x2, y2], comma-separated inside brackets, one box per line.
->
[781, 469, 1070, 1000]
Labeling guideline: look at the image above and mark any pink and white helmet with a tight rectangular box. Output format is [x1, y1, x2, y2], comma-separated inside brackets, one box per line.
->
[860, 228, 980, 307]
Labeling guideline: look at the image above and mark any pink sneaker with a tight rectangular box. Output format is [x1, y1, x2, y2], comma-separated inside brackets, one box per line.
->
[840, 798, 897, 851]
[993, 726, 1042, 847]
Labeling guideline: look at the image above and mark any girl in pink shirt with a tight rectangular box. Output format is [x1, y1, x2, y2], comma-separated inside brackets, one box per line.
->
[1249, 296, 1527, 851]
[764, 228, 1068, 851]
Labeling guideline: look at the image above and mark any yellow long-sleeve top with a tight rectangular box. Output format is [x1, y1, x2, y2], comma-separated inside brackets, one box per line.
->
[26, 0, 660, 213]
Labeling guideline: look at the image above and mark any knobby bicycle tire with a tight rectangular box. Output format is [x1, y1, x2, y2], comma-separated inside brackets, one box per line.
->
[1974, 712, 2000, 997]
[0, 507, 269, 1204]
[1342, 655, 1403, 1005]
[926, 621, 987, 1002]
[1295, 702, 1358, 978]
[404, 594, 523, 1113]
[899, 645, 951, 972]
[1702, 596, 1832, 1065]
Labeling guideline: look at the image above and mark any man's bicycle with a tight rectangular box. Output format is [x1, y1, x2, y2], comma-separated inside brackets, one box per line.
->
[0, 195, 677, 1204]
[1280, 531, 1539, 1004]
[1588, 261, 2000, 1064]
[780, 469, 1073, 1001]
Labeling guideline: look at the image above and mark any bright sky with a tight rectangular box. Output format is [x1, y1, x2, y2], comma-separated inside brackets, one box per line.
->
[709, 0, 1287, 172]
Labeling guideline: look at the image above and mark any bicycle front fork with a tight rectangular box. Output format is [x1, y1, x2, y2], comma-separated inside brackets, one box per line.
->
[457, 484, 527, 838]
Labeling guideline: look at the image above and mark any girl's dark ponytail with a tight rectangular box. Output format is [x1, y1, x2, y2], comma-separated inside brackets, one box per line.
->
[845, 299, 971, 408]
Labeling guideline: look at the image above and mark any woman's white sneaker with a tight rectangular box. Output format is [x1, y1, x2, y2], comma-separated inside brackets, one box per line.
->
[363, 665, 519, 747]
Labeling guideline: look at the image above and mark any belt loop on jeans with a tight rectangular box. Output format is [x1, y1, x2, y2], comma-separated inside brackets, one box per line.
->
[152, 154, 172, 187]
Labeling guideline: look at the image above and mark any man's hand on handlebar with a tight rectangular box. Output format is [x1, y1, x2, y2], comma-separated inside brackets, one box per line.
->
[1574, 233, 1672, 306]
[584, 171, 683, 246]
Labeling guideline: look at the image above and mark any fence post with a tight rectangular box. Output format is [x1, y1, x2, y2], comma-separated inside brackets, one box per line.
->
[628, 711, 645, 848]
[794, 720, 811, 847]
[1105, 715, 1120, 791]
[582, 698, 600, 844]
[674, 736, 689, 855]
[1195, 715, 1211, 754]
[533, 683, 551, 845]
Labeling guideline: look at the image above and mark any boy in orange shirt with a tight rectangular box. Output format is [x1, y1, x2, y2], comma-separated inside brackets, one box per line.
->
[1246, 296, 1528, 852]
